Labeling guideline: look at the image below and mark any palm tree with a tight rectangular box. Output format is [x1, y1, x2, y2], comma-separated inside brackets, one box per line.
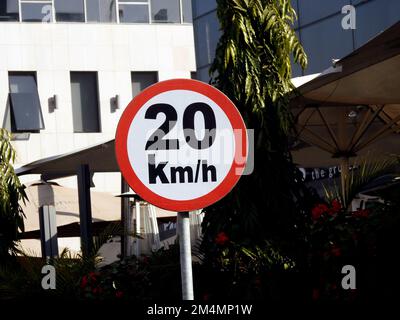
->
[0, 129, 27, 261]
[202, 0, 311, 264]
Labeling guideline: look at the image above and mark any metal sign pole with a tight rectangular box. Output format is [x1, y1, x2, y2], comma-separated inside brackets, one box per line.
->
[177, 211, 194, 300]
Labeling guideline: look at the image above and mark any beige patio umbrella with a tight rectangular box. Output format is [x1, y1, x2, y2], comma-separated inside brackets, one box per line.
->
[21, 181, 121, 233]
[290, 22, 400, 199]
[21, 182, 177, 234]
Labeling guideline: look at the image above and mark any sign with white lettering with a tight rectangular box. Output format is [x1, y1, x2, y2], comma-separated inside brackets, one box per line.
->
[115, 79, 247, 211]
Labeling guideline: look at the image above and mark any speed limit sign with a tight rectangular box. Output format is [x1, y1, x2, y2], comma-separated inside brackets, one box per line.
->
[115, 79, 247, 212]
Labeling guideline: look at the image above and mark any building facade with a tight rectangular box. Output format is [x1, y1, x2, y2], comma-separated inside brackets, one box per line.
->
[1, 0, 196, 192]
[192, 0, 400, 80]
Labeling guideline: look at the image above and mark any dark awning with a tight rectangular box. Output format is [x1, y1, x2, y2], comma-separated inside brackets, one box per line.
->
[16, 139, 118, 179]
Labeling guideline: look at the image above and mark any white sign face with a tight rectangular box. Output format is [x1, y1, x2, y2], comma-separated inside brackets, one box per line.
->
[116, 79, 247, 211]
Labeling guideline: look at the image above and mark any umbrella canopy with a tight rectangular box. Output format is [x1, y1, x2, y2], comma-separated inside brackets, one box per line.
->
[21, 181, 121, 233]
[290, 22, 400, 177]
[21, 181, 177, 234]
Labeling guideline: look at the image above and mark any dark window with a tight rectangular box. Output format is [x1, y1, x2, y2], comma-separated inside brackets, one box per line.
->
[182, 0, 192, 23]
[21, 1, 53, 22]
[86, 0, 116, 23]
[70, 72, 101, 133]
[151, 0, 180, 23]
[131, 72, 158, 97]
[55, 0, 85, 22]
[8, 73, 45, 133]
[0, 0, 19, 21]
[118, 1, 149, 23]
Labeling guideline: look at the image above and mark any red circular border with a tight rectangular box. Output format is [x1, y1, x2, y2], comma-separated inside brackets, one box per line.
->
[115, 79, 247, 211]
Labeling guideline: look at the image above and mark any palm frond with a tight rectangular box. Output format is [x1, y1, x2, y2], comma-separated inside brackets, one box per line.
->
[322, 155, 399, 208]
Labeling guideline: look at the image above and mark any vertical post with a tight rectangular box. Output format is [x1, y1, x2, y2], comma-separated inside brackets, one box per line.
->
[77, 164, 93, 257]
[39, 205, 59, 259]
[134, 200, 141, 257]
[177, 211, 194, 300]
[149, 205, 161, 250]
[340, 157, 350, 207]
[121, 177, 130, 258]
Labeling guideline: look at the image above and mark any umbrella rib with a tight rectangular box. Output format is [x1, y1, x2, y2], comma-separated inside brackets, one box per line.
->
[377, 106, 400, 132]
[350, 105, 385, 151]
[355, 112, 400, 152]
[316, 107, 340, 150]
[296, 134, 337, 155]
[295, 125, 337, 154]
[296, 108, 317, 137]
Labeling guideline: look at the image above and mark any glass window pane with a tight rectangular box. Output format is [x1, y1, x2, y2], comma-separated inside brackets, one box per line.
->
[21, 3, 53, 22]
[119, 4, 149, 23]
[151, 0, 180, 23]
[71, 72, 101, 133]
[86, 0, 116, 23]
[0, 0, 19, 21]
[9, 73, 44, 132]
[131, 72, 158, 97]
[131, 72, 157, 97]
[55, 0, 85, 22]
[10, 93, 44, 131]
[9, 74, 38, 93]
[182, 0, 192, 23]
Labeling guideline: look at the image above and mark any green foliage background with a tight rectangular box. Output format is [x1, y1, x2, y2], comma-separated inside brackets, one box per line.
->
[0, 129, 27, 261]
[201, 0, 313, 268]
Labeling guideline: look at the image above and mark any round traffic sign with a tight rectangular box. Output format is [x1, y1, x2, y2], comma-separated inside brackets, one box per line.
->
[115, 79, 247, 211]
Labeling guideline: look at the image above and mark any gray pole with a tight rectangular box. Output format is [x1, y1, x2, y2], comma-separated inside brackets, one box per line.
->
[177, 211, 194, 300]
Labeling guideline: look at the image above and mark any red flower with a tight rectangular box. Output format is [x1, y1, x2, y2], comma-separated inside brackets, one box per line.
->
[89, 271, 97, 282]
[80, 275, 88, 288]
[115, 290, 124, 298]
[312, 288, 320, 301]
[353, 209, 369, 218]
[331, 199, 342, 213]
[92, 287, 100, 295]
[311, 204, 329, 220]
[331, 245, 341, 257]
[254, 276, 262, 288]
[142, 256, 149, 264]
[215, 232, 229, 245]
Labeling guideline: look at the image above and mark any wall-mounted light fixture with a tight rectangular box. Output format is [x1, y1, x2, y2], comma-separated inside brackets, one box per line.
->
[48, 94, 57, 113]
[111, 94, 120, 113]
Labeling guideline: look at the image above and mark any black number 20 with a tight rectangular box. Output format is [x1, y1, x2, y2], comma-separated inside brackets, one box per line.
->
[144, 102, 216, 150]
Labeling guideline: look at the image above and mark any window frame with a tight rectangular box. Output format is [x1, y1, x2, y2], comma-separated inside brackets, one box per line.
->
[117, 0, 151, 24]
[131, 71, 159, 98]
[8, 71, 45, 133]
[70, 71, 102, 133]
[150, 0, 181, 24]
[0, 0, 20, 22]
[19, 0, 54, 23]
[53, 0, 86, 23]
[13, 0, 189, 24]
[85, 0, 117, 23]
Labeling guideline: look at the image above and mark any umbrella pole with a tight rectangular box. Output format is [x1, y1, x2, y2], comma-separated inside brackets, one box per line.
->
[340, 157, 349, 206]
